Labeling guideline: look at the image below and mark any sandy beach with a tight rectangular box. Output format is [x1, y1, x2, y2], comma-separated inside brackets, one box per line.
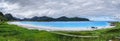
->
[8, 22, 115, 31]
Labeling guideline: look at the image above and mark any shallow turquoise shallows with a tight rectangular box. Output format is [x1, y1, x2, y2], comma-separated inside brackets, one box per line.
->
[20, 21, 110, 28]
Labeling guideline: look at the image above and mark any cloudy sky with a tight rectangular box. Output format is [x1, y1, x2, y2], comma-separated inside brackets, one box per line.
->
[0, 0, 120, 21]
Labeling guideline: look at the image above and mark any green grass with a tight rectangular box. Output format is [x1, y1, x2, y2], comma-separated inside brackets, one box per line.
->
[54, 22, 120, 41]
[0, 23, 58, 41]
[0, 23, 98, 41]
[0, 22, 120, 41]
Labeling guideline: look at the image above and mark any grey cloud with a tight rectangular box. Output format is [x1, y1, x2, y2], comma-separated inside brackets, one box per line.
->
[0, 0, 120, 21]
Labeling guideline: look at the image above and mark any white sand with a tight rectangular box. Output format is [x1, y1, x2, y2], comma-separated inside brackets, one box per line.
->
[8, 22, 115, 31]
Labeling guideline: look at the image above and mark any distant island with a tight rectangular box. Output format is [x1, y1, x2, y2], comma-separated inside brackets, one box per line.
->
[0, 12, 89, 21]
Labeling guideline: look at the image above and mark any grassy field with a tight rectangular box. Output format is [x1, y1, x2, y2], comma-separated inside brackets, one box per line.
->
[54, 22, 120, 41]
[0, 22, 120, 41]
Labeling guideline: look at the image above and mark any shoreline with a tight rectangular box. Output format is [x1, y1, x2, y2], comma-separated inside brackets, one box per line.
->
[8, 22, 115, 31]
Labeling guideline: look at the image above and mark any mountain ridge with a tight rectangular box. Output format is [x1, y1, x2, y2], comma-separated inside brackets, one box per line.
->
[0, 12, 90, 21]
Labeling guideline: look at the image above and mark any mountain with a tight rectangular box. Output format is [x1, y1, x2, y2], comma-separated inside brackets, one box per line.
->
[0, 12, 89, 21]
[0, 12, 4, 17]
[22, 16, 55, 21]
[55, 16, 69, 21]
[22, 16, 89, 21]
[0, 12, 19, 21]
[4, 14, 22, 21]
[31, 16, 55, 21]
[4, 14, 16, 21]
[0, 12, 7, 21]
[55, 16, 89, 21]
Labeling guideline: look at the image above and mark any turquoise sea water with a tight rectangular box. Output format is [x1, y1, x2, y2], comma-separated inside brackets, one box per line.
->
[20, 21, 110, 28]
